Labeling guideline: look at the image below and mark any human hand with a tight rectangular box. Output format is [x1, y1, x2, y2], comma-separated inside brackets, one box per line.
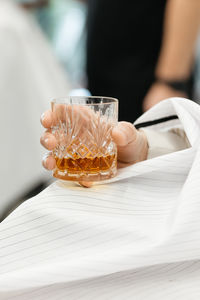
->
[40, 108, 148, 187]
[142, 81, 187, 112]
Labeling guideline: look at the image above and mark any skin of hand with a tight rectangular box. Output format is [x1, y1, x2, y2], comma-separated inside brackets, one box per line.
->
[40, 109, 148, 187]
[142, 81, 187, 112]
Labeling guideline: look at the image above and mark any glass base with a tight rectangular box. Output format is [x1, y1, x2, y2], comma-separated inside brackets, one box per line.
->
[53, 167, 117, 182]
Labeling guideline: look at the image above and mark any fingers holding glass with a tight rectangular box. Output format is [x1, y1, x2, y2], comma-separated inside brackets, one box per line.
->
[78, 181, 93, 188]
[112, 122, 137, 147]
[42, 153, 56, 170]
[51, 97, 118, 182]
[40, 131, 57, 150]
[40, 110, 53, 129]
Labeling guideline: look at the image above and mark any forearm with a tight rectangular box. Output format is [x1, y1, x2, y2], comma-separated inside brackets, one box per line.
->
[156, 0, 200, 80]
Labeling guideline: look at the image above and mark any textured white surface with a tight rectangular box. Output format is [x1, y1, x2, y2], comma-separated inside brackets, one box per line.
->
[1, 98, 200, 299]
[142, 127, 189, 159]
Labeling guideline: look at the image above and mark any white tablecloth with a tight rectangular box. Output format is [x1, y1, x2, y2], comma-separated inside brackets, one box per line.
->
[1, 98, 200, 299]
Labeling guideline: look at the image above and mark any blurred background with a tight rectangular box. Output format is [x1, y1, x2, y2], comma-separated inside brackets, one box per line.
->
[0, 0, 200, 220]
[35, 0, 87, 87]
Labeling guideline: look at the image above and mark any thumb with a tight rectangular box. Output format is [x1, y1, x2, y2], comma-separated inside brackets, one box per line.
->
[112, 122, 148, 164]
[112, 122, 137, 147]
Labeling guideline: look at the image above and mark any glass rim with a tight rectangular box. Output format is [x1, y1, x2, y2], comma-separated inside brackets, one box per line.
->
[51, 96, 118, 105]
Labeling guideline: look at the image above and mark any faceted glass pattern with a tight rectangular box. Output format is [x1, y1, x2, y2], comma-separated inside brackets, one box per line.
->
[51, 97, 118, 182]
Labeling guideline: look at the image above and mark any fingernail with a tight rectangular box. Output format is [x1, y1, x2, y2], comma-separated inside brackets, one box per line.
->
[42, 153, 48, 166]
[44, 138, 49, 145]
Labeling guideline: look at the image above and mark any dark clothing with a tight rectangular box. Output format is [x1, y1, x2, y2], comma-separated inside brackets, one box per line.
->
[86, 0, 167, 122]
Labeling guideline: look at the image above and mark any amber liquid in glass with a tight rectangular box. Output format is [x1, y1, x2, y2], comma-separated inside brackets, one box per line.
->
[53, 153, 117, 181]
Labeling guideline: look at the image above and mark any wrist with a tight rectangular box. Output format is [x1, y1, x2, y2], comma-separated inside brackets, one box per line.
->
[154, 77, 190, 95]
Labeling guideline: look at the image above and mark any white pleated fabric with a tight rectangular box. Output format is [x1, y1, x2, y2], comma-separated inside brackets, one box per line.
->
[1, 98, 200, 299]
